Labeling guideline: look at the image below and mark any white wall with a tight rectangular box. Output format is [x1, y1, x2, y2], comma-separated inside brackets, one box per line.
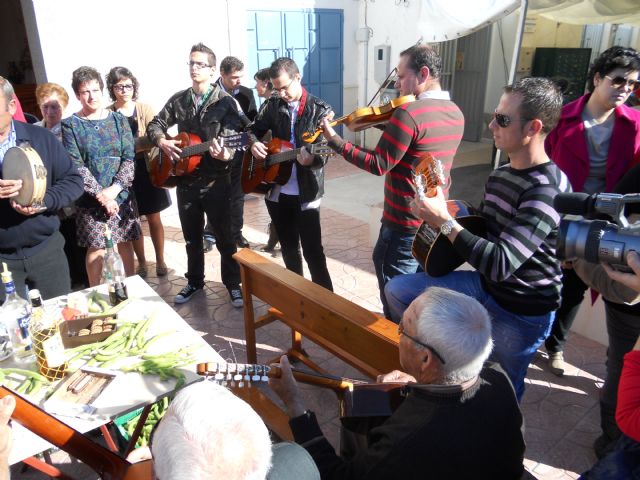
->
[23, 0, 361, 122]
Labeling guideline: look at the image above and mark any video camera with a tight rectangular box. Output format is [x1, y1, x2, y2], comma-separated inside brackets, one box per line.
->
[556, 192, 640, 272]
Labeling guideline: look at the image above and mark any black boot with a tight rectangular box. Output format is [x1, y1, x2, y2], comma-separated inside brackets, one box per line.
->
[261, 222, 279, 252]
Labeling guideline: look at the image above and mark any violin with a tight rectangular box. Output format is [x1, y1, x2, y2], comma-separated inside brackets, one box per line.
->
[302, 94, 416, 143]
[196, 362, 409, 419]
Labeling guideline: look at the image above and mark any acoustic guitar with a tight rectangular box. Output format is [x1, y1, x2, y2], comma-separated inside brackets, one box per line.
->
[0, 386, 152, 479]
[241, 138, 333, 194]
[411, 153, 487, 277]
[196, 362, 408, 419]
[149, 131, 249, 188]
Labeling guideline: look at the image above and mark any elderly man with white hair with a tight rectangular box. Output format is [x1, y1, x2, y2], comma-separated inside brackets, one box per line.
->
[148, 381, 319, 480]
[270, 287, 526, 479]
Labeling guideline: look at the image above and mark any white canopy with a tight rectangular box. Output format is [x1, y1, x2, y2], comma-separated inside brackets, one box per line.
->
[416, 0, 640, 43]
[530, 0, 640, 27]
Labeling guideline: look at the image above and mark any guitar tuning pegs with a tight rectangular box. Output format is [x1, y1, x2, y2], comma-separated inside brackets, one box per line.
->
[261, 365, 270, 383]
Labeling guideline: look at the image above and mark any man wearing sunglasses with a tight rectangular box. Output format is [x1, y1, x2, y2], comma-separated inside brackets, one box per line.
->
[270, 287, 526, 479]
[385, 77, 570, 402]
[320, 44, 464, 320]
[147, 43, 245, 307]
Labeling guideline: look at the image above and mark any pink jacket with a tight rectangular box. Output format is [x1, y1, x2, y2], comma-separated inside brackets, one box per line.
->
[545, 94, 640, 193]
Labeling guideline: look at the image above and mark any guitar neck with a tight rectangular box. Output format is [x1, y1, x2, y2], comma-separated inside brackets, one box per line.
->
[267, 147, 305, 166]
[178, 133, 247, 159]
[179, 139, 213, 159]
[0, 386, 134, 479]
[197, 362, 366, 392]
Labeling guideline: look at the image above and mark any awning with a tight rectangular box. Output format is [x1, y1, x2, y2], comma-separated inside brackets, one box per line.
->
[416, 0, 520, 42]
[530, 0, 640, 27]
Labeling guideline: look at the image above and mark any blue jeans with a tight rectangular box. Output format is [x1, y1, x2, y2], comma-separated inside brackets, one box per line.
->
[385, 270, 555, 400]
[372, 225, 421, 318]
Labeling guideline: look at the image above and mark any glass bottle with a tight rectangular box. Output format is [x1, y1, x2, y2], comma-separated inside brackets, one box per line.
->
[28, 289, 67, 380]
[0, 263, 34, 363]
[100, 227, 128, 306]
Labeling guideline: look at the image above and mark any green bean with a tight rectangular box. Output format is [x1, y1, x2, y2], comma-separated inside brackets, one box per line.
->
[1, 368, 49, 383]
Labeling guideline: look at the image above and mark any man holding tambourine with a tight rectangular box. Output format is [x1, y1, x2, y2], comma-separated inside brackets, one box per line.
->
[0, 76, 83, 302]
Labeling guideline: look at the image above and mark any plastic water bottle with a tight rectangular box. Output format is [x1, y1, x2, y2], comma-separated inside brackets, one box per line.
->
[0, 263, 34, 363]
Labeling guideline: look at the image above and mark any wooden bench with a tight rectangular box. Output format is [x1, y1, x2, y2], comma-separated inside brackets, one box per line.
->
[233, 248, 401, 440]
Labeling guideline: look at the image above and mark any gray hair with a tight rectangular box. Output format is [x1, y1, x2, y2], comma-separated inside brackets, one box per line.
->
[414, 287, 493, 384]
[151, 381, 272, 480]
[0, 76, 15, 104]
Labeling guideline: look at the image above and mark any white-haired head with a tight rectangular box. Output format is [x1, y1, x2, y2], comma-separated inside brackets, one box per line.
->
[413, 287, 493, 384]
[151, 381, 272, 480]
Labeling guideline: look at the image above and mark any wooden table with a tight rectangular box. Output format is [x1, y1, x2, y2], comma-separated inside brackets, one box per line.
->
[7, 275, 223, 471]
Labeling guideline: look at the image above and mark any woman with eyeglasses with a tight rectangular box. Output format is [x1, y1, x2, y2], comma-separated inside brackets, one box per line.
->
[106, 66, 171, 279]
[61, 66, 141, 287]
[544, 46, 640, 459]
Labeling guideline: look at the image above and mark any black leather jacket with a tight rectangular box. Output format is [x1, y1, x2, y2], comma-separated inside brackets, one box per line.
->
[147, 84, 246, 179]
[248, 90, 331, 203]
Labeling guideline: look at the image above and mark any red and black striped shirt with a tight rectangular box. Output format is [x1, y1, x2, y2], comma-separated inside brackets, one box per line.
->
[329, 97, 464, 233]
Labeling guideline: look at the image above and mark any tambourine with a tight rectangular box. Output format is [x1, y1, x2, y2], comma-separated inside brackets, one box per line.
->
[3, 144, 47, 208]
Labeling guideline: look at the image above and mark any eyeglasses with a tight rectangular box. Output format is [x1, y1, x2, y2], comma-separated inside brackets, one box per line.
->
[274, 77, 296, 94]
[605, 75, 640, 90]
[398, 319, 446, 364]
[493, 110, 512, 128]
[187, 61, 211, 70]
[113, 84, 134, 92]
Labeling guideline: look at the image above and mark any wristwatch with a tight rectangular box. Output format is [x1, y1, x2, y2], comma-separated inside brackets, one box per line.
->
[440, 219, 455, 236]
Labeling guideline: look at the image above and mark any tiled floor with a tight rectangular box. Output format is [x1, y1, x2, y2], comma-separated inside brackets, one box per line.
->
[15, 142, 607, 479]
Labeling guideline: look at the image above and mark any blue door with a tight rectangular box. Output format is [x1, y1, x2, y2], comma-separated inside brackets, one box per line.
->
[247, 9, 343, 118]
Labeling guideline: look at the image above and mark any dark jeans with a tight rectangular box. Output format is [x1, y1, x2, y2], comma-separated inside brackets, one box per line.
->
[203, 151, 245, 242]
[176, 176, 240, 289]
[372, 225, 421, 319]
[0, 231, 71, 302]
[265, 195, 333, 291]
[544, 268, 588, 353]
[599, 303, 640, 445]
[59, 215, 89, 289]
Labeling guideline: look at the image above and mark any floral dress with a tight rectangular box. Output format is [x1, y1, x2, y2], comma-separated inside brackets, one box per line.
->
[61, 111, 140, 248]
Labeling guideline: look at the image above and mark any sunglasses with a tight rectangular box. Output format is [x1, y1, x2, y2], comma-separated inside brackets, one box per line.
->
[493, 110, 512, 128]
[605, 75, 640, 90]
[398, 319, 446, 364]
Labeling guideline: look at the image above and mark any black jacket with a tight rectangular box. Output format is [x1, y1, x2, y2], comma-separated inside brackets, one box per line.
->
[0, 121, 83, 258]
[248, 90, 331, 203]
[146, 84, 245, 178]
[216, 78, 258, 121]
[289, 363, 525, 480]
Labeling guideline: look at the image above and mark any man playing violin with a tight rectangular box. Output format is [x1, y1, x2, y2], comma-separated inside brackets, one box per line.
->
[385, 78, 571, 401]
[147, 43, 245, 307]
[320, 44, 464, 318]
[247, 57, 333, 291]
[270, 287, 526, 479]
[0, 76, 83, 302]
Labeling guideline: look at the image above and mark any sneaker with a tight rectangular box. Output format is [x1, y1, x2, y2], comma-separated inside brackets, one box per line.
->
[175, 284, 202, 304]
[548, 351, 565, 377]
[228, 288, 243, 308]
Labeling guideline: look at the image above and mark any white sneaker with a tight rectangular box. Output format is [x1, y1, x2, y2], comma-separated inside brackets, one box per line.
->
[548, 351, 565, 377]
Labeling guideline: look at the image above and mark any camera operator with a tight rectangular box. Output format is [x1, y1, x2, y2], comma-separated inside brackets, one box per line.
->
[544, 47, 640, 394]
[563, 163, 640, 458]
[604, 251, 640, 294]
